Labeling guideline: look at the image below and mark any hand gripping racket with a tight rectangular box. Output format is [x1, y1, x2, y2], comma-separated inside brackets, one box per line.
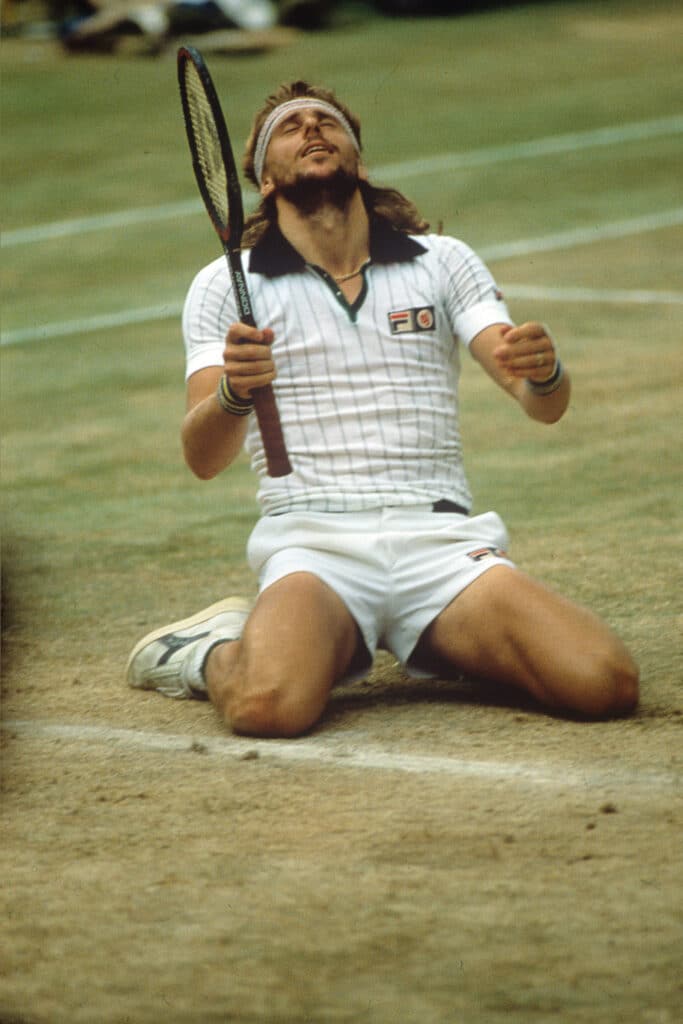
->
[177, 45, 292, 478]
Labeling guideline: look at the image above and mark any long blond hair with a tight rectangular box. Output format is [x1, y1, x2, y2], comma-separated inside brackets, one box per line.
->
[242, 80, 429, 247]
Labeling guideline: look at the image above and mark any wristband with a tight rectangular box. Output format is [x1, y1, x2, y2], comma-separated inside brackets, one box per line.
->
[216, 374, 254, 416]
[526, 358, 564, 396]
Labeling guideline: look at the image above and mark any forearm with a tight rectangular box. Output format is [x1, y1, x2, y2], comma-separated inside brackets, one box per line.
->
[474, 321, 571, 424]
[513, 368, 571, 424]
[181, 390, 249, 480]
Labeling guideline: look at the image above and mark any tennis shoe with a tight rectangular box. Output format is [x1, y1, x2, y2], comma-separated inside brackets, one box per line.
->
[126, 597, 250, 699]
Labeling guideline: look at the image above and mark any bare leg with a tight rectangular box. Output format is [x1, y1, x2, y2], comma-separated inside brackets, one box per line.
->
[418, 565, 639, 718]
[205, 572, 363, 737]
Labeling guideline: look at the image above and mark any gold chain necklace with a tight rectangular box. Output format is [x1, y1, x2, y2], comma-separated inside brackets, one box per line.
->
[332, 259, 370, 283]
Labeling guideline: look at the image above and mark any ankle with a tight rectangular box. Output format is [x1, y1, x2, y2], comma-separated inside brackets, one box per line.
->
[204, 639, 240, 697]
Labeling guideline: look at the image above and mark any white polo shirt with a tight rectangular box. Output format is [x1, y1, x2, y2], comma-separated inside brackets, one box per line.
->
[183, 215, 512, 515]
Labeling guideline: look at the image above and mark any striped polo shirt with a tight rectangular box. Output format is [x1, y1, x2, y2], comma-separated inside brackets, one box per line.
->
[183, 214, 512, 515]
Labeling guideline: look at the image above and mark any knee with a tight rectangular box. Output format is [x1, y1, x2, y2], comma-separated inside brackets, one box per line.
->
[576, 642, 640, 719]
[225, 683, 322, 739]
[208, 643, 325, 738]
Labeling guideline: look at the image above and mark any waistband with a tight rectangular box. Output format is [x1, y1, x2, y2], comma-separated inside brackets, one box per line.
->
[432, 499, 469, 515]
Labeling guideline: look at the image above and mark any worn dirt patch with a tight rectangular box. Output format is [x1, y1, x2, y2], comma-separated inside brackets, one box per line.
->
[1, 642, 681, 1024]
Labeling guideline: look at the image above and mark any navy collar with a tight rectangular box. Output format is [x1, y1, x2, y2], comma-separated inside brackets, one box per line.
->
[248, 213, 427, 278]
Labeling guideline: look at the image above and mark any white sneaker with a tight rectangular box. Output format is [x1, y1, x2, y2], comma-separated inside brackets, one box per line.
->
[126, 597, 250, 699]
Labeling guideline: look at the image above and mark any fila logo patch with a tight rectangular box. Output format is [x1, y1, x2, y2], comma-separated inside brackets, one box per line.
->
[467, 546, 508, 563]
[388, 306, 435, 334]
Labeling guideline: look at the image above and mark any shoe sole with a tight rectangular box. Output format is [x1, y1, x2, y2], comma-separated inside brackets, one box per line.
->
[125, 596, 251, 684]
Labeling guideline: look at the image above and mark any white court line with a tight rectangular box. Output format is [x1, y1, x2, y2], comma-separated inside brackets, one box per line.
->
[479, 207, 683, 260]
[0, 301, 185, 347]
[0, 198, 202, 249]
[377, 114, 683, 182]
[2, 114, 681, 248]
[2, 719, 678, 790]
[2, 208, 682, 347]
[503, 284, 683, 305]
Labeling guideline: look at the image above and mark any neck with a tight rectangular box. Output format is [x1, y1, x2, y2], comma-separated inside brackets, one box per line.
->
[275, 187, 370, 279]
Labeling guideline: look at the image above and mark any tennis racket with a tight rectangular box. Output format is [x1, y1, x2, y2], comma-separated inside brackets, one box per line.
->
[177, 45, 292, 478]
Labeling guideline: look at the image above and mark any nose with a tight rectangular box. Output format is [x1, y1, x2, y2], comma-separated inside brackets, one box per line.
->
[302, 113, 323, 135]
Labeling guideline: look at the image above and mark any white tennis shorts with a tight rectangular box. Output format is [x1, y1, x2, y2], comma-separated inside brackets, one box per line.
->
[247, 507, 515, 677]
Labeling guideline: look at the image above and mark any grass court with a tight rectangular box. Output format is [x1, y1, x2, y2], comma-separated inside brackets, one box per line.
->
[2, 2, 682, 1021]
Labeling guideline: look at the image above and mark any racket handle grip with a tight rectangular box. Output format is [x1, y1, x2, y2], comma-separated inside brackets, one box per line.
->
[252, 385, 292, 477]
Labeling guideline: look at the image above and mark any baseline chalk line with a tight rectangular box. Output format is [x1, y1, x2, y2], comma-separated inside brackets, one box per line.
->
[2, 719, 679, 791]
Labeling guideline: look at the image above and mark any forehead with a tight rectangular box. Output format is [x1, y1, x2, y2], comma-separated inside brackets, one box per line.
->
[272, 105, 343, 131]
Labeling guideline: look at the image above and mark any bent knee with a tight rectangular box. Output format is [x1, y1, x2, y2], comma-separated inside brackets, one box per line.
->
[604, 651, 640, 717]
[225, 684, 324, 739]
[573, 644, 639, 719]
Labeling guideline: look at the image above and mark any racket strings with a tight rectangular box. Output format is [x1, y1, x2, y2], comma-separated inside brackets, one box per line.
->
[183, 65, 229, 229]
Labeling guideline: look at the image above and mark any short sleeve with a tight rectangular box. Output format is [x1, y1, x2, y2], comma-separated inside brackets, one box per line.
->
[438, 237, 513, 346]
[182, 256, 236, 380]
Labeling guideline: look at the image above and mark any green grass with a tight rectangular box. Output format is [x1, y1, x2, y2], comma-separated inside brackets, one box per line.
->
[2, 0, 682, 697]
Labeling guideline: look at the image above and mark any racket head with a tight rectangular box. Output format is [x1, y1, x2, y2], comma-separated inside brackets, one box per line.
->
[177, 45, 291, 477]
[177, 45, 244, 248]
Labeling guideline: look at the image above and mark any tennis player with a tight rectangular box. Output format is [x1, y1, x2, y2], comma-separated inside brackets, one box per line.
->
[126, 81, 639, 736]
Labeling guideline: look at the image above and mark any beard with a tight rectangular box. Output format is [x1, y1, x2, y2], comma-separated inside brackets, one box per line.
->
[276, 166, 360, 215]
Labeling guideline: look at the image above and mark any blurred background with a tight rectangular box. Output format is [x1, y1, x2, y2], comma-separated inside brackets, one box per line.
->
[3, 1, 554, 51]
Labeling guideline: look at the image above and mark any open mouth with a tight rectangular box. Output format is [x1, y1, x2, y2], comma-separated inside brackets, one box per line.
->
[302, 143, 333, 158]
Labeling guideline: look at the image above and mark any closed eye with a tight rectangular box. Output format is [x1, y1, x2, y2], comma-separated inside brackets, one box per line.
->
[276, 112, 340, 137]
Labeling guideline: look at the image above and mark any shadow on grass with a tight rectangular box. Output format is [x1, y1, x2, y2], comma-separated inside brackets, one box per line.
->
[325, 652, 648, 727]
[328, 654, 542, 719]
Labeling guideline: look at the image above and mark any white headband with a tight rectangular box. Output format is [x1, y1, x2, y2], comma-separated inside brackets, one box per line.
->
[253, 98, 360, 186]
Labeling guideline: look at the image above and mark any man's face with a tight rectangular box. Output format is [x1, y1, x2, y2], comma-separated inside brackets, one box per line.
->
[260, 106, 362, 207]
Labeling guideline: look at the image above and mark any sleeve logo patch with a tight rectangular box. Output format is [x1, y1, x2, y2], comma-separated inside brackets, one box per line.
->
[388, 306, 435, 334]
